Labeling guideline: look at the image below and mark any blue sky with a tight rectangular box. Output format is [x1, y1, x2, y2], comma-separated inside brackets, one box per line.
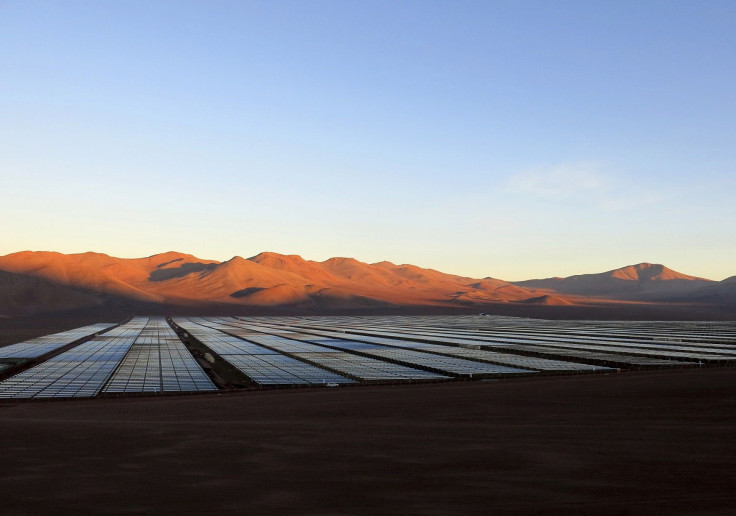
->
[1, 0, 734, 280]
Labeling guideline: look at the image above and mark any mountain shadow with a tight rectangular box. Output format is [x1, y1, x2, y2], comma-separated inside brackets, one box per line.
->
[148, 262, 218, 282]
[230, 287, 267, 298]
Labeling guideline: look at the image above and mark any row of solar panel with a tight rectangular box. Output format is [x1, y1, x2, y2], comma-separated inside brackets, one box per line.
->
[330, 315, 736, 344]
[174, 320, 358, 385]
[247, 328, 535, 378]
[269, 315, 736, 342]
[0, 318, 216, 399]
[364, 324, 736, 355]
[0, 319, 149, 398]
[227, 316, 736, 368]
[0, 323, 116, 359]
[255, 319, 733, 365]
[177, 318, 452, 383]
[186, 317, 614, 381]
[221, 319, 612, 373]
[102, 318, 215, 393]
[3, 314, 734, 397]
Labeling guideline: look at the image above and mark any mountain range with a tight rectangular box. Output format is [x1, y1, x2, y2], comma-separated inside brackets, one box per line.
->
[0, 251, 733, 318]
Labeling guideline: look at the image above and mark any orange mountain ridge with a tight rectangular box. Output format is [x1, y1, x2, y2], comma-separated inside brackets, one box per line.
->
[0, 251, 549, 312]
[513, 262, 714, 300]
[0, 251, 730, 317]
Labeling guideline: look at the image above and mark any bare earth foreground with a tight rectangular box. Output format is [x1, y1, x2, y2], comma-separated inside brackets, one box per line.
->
[1, 368, 735, 515]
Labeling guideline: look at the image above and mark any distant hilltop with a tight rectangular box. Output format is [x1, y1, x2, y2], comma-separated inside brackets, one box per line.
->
[0, 251, 733, 318]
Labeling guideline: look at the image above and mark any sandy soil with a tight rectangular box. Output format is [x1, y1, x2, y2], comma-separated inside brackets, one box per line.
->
[1, 368, 735, 514]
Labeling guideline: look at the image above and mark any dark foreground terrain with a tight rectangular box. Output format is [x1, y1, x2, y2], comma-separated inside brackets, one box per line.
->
[1, 369, 735, 515]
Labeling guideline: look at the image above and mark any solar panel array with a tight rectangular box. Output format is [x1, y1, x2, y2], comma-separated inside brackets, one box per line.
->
[194, 318, 457, 382]
[1, 314, 734, 399]
[223, 354, 354, 386]
[214, 321, 535, 379]
[173, 318, 356, 385]
[0, 318, 148, 399]
[244, 315, 736, 369]
[376, 326, 736, 361]
[0, 323, 116, 359]
[102, 317, 216, 394]
[221, 319, 611, 374]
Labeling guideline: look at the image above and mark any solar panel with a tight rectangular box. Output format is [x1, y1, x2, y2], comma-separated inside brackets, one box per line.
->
[232, 315, 735, 370]
[103, 317, 216, 394]
[173, 318, 356, 386]
[206, 320, 530, 380]
[237, 321, 612, 373]
[2, 314, 733, 398]
[182, 318, 450, 383]
[0, 318, 148, 399]
[0, 323, 116, 359]
[269, 321, 734, 364]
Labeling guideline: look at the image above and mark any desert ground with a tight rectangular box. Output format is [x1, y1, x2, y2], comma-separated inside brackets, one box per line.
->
[1, 367, 735, 514]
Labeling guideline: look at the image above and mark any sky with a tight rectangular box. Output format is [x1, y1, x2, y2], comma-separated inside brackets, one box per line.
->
[1, 0, 734, 281]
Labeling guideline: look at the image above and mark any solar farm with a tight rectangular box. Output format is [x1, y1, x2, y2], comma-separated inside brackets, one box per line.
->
[1, 315, 735, 400]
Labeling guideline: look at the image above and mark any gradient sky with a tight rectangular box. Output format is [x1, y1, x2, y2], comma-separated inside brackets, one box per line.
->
[1, 0, 734, 280]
